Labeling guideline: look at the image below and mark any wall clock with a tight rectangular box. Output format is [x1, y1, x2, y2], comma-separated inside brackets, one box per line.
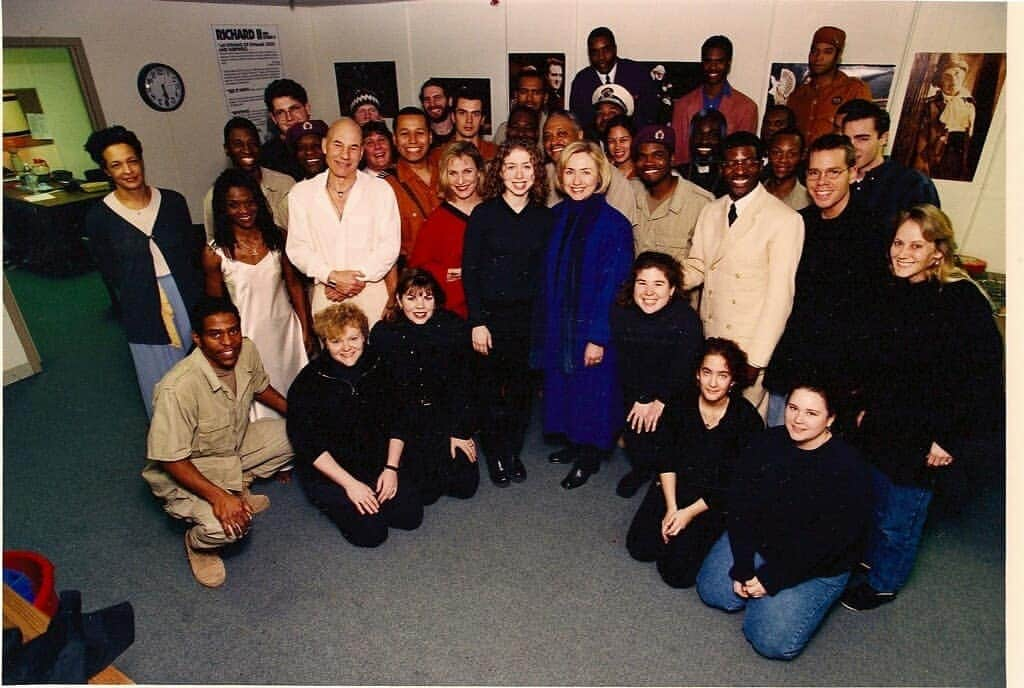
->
[137, 63, 185, 112]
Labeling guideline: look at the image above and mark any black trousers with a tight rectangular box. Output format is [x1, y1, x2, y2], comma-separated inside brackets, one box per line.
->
[401, 414, 480, 505]
[626, 480, 726, 588]
[302, 475, 424, 548]
[474, 304, 535, 466]
[622, 422, 674, 476]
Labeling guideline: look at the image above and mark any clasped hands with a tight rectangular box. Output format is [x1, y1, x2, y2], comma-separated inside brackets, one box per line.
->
[733, 577, 767, 599]
[212, 491, 253, 539]
[325, 269, 366, 301]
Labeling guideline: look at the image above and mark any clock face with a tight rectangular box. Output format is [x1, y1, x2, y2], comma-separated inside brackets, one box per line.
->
[137, 63, 184, 112]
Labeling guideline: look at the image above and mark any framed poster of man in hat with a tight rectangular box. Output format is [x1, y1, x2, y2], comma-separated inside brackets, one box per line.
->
[890, 52, 1006, 182]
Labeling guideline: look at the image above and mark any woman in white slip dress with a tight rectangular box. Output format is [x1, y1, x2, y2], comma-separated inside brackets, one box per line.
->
[203, 169, 313, 419]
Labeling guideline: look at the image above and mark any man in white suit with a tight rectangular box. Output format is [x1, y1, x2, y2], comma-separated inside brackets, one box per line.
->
[683, 131, 804, 416]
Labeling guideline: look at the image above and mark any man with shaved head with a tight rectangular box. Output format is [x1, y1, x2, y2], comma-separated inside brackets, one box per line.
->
[286, 117, 400, 327]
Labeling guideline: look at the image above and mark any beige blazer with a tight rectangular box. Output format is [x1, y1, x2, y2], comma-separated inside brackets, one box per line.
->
[683, 184, 804, 368]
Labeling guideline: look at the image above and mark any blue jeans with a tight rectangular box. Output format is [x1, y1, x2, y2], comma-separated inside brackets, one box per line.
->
[864, 465, 933, 593]
[766, 391, 787, 428]
[696, 533, 849, 660]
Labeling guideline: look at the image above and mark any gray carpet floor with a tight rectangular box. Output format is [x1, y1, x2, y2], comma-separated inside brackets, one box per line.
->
[2, 268, 1005, 685]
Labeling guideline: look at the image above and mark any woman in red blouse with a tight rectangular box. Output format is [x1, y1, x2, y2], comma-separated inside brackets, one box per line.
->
[408, 141, 484, 319]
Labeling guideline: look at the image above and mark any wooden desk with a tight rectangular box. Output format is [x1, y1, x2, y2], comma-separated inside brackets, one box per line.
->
[3, 180, 110, 207]
[3, 180, 109, 276]
[3, 584, 133, 684]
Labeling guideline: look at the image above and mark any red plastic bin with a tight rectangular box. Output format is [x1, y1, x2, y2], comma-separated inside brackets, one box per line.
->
[3, 550, 59, 617]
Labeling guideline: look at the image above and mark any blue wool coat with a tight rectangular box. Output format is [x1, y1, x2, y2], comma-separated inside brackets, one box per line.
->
[536, 194, 633, 449]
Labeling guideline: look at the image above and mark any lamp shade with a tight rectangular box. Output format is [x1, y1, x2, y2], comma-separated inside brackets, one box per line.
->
[4, 93, 32, 149]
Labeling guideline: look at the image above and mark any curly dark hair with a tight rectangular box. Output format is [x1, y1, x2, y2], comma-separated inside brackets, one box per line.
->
[614, 251, 684, 307]
[481, 139, 548, 204]
[211, 168, 284, 260]
[84, 126, 143, 168]
[701, 338, 749, 390]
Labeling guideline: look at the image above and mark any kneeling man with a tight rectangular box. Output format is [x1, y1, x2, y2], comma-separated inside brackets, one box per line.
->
[143, 296, 293, 587]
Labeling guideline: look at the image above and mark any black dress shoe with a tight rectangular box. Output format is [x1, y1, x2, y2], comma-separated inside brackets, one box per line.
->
[548, 446, 577, 464]
[560, 466, 593, 490]
[488, 458, 510, 487]
[509, 458, 527, 483]
[615, 470, 650, 498]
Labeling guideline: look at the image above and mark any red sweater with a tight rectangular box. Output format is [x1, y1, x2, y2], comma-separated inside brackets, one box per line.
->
[408, 202, 471, 319]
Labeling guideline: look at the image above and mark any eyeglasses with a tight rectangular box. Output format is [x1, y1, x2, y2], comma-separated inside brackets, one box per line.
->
[721, 158, 761, 170]
[806, 167, 850, 181]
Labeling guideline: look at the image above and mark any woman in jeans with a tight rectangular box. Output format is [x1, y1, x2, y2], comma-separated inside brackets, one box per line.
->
[843, 204, 1003, 610]
[696, 384, 871, 660]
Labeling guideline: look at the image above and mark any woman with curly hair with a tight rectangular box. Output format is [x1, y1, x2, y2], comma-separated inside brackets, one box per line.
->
[626, 337, 763, 588]
[203, 168, 311, 419]
[287, 302, 423, 547]
[461, 139, 553, 486]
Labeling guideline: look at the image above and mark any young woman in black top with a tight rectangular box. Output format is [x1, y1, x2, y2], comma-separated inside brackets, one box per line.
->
[370, 268, 479, 505]
[461, 140, 553, 486]
[696, 384, 871, 660]
[287, 303, 423, 547]
[626, 337, 762, 587]
[843, 204, 1004, 610]
[610, 251, 704, 497]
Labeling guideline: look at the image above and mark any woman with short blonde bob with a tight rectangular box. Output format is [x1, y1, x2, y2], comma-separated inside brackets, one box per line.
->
[843, 203, 1003, 610]
[537, 140, 633, 489]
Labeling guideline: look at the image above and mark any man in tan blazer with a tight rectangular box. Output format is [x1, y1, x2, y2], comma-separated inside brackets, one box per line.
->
[684, 131, 804, 416]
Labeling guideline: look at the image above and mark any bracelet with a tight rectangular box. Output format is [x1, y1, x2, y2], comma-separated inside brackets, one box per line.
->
[384, 465, 399, 472]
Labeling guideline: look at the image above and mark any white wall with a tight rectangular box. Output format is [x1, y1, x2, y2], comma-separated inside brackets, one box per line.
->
[3, 0, 320, 220]
[2, 0, 1008, 270]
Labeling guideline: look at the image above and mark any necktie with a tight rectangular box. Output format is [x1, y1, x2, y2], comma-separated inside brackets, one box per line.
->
[604, 74, 611, 85]
[728, 203, 738, 226]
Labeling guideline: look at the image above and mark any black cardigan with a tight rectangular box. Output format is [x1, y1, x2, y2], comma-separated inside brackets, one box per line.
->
[84, 189, 201, 344]
[461, 196, 553, 329]
[370, 310, 475, 440]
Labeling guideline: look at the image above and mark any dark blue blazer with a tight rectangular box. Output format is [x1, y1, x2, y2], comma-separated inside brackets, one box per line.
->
[568, 57, 659, 128]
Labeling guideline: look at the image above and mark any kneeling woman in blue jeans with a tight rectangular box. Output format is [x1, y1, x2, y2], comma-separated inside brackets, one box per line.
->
[696, 384, 871, 660]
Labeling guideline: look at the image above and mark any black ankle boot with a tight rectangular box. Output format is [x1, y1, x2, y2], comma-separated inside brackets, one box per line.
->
[486, 456, 510, 487]
[548, 445, 579, 464]
[509, 458, 527, 482]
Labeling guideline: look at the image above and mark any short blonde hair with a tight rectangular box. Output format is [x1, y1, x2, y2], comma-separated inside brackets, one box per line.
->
[436, 141, 484, 200]
[313, 303, 369, 340]
[555, 140, 612, 195]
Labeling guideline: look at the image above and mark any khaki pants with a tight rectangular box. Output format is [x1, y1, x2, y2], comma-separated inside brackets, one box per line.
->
[161, 419, 293, 551]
